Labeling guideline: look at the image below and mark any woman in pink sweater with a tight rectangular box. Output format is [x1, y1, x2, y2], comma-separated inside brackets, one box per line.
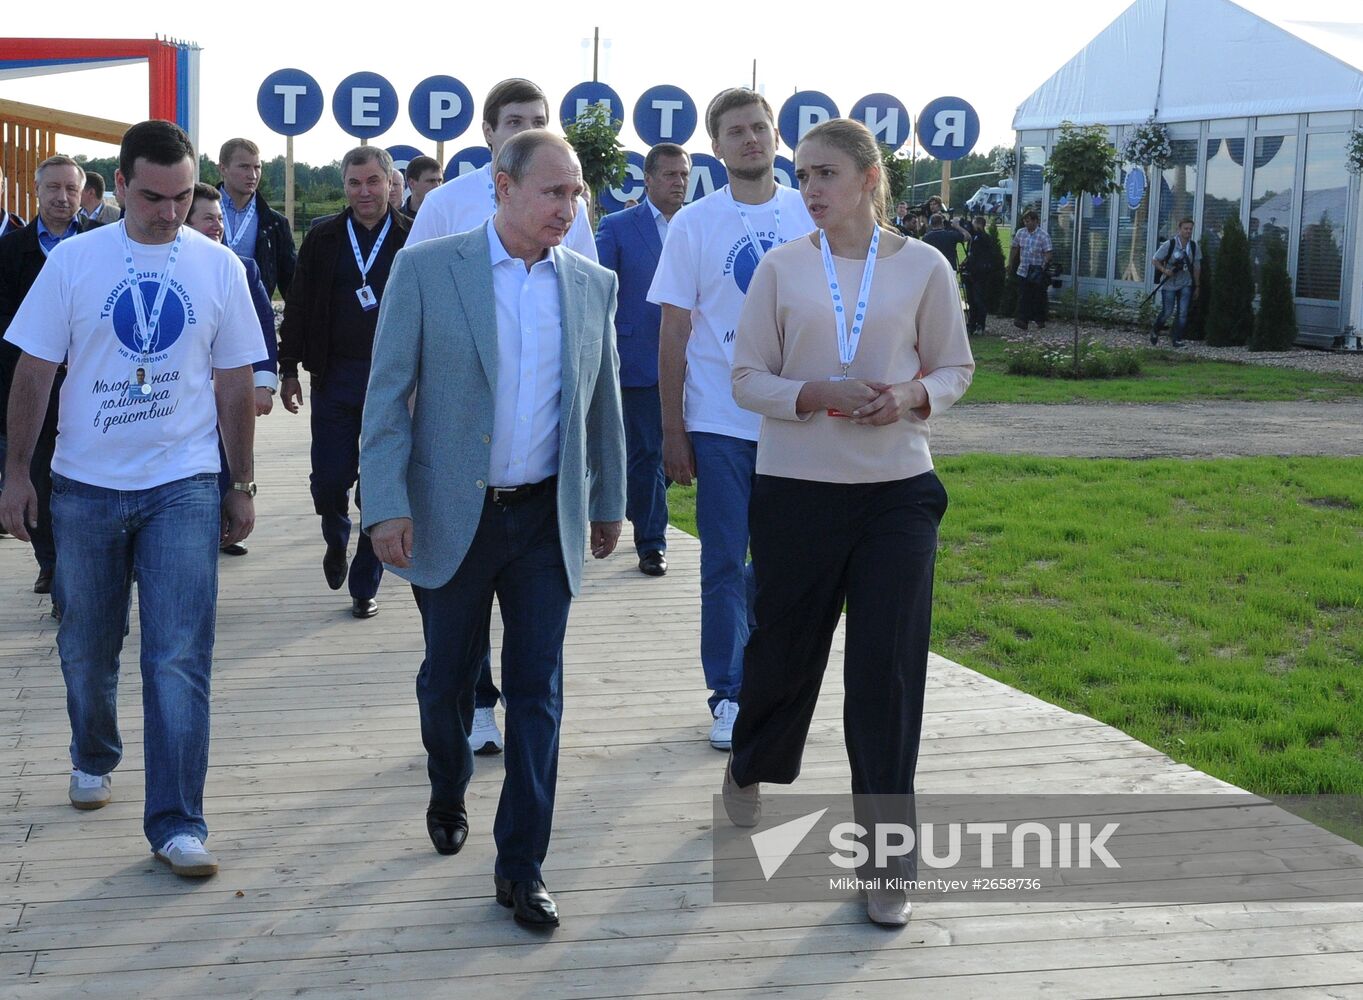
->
[721, 118, 975, 927]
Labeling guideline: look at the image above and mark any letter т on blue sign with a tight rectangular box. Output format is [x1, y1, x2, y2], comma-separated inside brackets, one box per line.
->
[916, 97, 980, 161]
[257, 69, 324, 137]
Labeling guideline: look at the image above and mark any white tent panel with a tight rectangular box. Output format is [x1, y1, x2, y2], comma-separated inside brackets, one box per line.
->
[1014, 0, 1363, 130]
[1012, 0, 1164, 130]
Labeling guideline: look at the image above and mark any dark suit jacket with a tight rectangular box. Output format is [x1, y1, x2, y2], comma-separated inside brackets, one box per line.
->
[241, 257, 279, 380]
[278, 208, 410, 383]
[595, 201, 665, 389]
[0, 218, 90, 436]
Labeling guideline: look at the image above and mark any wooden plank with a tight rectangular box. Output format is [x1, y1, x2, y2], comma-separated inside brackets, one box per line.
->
[0, 98, 129, 146]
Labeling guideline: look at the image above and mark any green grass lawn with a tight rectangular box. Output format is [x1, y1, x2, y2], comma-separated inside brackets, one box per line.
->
[963, 336, 1363, 403]
[665, 456, 1363, 795]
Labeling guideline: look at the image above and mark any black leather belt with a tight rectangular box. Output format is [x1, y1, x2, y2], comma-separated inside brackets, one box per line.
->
[488, 476, 556, 507]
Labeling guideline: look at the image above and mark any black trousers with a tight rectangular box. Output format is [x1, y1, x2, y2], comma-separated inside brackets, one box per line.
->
[730, 471, 947, 801]
[964, 274, 989, 333]
[1017, 270, 1049, 327]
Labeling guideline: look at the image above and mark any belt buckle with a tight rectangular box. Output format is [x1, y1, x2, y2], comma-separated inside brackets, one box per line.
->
[491, 486, 517, 505]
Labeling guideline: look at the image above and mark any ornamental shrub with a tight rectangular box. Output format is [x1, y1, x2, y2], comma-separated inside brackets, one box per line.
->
[1250, 232, 1298, 351]
[1206, 215, 1254, 346]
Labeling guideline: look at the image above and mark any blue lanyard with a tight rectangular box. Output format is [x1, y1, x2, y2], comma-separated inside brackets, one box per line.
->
[730, 187, 782, 263]
[119, 222, 183, 359]
[347, 214, 392, 286]
[819, 226, 880, 377]
[222, 195, 257, 251]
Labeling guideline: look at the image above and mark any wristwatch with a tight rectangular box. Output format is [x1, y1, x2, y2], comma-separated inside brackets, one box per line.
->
[230, 481, 258, 498]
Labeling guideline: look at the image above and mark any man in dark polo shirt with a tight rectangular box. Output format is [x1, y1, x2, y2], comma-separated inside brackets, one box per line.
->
[278, 146, 409, 618]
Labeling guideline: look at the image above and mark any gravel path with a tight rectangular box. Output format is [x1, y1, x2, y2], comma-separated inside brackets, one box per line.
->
[933, 399, 1363, 458]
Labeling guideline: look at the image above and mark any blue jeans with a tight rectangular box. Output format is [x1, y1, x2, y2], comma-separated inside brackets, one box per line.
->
[310, 359, 383, 601]
[413, 489, 572, 882]
[691, 432, 757, 711]
[50, 471, 220, 849]
[621, 385, 668, 555]
[1155, 286, 1191, 344]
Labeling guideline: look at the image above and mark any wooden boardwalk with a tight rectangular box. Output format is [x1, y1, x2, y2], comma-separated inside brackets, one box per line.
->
[2, 409, 1362, 999]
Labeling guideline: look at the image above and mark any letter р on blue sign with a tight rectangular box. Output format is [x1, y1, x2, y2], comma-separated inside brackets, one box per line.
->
[258, 69, 324, 137]
[917, 97, 980, 161]
[560, 82, 624, 133]
[409, 75, 474, 142]
[333, 71, 399, 140]
[778, 91, 839, 149]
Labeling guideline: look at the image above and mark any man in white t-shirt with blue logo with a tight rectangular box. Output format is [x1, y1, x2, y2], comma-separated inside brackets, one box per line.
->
[648, 88, 814, 750]
[407, 76, 597, 757]
[0, 120, 265, 879]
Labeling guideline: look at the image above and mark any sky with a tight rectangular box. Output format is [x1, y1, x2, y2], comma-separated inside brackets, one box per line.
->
[2, 0, 1357, 168]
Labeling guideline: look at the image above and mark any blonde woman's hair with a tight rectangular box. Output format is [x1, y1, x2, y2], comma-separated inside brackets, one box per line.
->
[798, 118, 890, 226]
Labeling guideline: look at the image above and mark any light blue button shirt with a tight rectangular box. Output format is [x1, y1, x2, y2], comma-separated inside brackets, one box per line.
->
[646, 197, 668, 246]
[486, 219, 564, 488]
[221, 191, 260, 262]
[36, 216, 80, 256]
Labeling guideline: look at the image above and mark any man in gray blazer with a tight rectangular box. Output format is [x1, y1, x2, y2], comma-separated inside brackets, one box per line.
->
[360, 130, 626, 928]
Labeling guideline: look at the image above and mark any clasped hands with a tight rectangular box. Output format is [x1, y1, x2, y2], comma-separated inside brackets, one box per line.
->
[801, 379, 928, 425]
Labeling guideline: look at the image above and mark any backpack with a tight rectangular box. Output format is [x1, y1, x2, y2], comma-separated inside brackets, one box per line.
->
[1154, 237, 1196, 285]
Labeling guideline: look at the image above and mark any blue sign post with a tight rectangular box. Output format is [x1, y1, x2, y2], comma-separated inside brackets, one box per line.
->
[633, 85, 697, 146]
[778, 91, 839, 149]
[444, 145, 491, 182]
[916, 96, 980, 160]
[257, 68, 324, 136]
[686, 153, 728, 202]
[385, 145, 425, 174]
[850, 93, 911, 151]
[599, 151, 648, 214]
[560, 82, 624, 132]
[332, 71, 399, 140]
[408, 75, 474, 143]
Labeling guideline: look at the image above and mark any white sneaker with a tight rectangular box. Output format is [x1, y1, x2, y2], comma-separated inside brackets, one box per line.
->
[709, 699, 739, 751]
[155, 834, 219, 877]
[470, 705, 504, 755]
[68, 768, 112, 810]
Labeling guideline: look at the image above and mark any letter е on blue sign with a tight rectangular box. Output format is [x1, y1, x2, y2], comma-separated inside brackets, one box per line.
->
[333, 71, 399, 140]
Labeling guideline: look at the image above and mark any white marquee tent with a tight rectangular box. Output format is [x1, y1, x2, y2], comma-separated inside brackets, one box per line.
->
[1011, 0, 1363, 345]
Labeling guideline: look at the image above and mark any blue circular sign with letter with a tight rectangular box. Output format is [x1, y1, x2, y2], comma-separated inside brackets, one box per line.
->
[773, 155, 798, 190]
[599, 151, 648, 215]
[409, 75, 474, 142]
[916, 96, 980, 160]
[333, 71, 398, 140]
[633, 85, 697, 146]
[560, 82, 624, 133]
[686, 153, 727, 203]
[850, 93, 911, 152]
[444, 145, 491, 182]
[1125, 166, 1147, 209]
[385, 145, 425, 174]
[257, 68, 323, 137]
[778, 91, 839, 149]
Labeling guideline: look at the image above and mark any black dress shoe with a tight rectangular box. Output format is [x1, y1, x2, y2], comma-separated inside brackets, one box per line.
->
[494, 876, 559, 927]
[220, 542, 248, 556]
[323, 545, 348, 590]
[638, 550, 667, 577]
[33, 569, 53, 594]
[352, 597, 378, 619]
[426, 800, 468, 855]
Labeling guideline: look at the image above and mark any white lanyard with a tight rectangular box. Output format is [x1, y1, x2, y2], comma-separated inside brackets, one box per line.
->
[486, 164, 496, 211]
[222, 194, 257, 251]
[730, 187, 782, 263]
[820, 226, 880, 377]
[347, 214, 392, 287]
[120, 221, 183, 359]
[0, 214, 9, 240]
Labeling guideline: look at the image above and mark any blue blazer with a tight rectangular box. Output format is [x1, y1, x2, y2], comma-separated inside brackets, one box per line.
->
[595, 201, 664, 389]
[359, 225, 627, 595]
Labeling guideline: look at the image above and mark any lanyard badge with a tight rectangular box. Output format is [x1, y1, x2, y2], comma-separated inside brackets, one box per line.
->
[348, 214, 393, 312]
[821, 226, 880, 379]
